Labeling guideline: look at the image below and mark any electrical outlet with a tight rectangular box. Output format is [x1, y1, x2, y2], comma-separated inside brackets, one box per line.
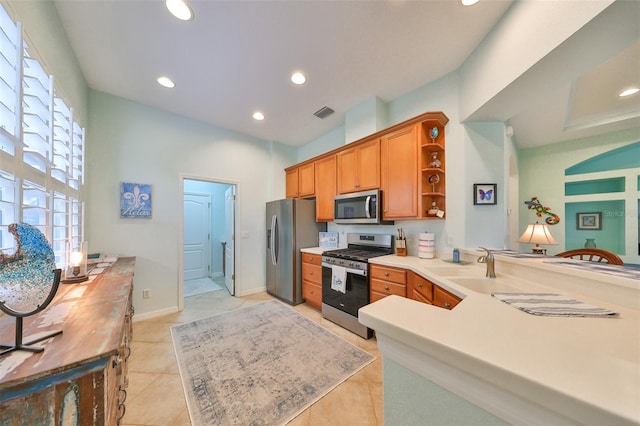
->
[143, 288, 150, 299]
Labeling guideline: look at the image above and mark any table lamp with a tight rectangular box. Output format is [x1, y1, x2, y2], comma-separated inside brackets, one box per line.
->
[517, 222, 557, 255]
[62, 241, 89, 283]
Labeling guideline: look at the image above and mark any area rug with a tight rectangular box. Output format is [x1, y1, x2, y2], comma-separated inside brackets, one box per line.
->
[171, 300, 375, 425]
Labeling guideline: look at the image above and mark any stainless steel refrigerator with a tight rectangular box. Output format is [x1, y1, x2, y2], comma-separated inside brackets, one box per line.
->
[266, 198, 326, 305]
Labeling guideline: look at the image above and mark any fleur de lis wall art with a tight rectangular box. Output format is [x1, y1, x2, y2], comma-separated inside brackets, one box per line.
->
[120, 182, 152, 218]
[524, 197, 560, 225]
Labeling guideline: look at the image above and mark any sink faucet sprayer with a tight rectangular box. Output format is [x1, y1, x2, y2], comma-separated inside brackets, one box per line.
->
[477, 247, 496, 278]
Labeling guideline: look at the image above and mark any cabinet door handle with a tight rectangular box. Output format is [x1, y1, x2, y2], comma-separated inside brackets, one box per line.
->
[444, 302, 451, 309]
[384, 272, 389, 277]
[309, 271, 313, 275]
[384, 285, 390, 291]
[417, 283, 422, 288]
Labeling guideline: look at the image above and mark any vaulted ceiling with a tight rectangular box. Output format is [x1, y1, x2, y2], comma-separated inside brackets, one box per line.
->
[54, 0, 639, 149]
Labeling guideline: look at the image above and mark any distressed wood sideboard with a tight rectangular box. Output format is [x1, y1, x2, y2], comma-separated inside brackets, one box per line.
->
[0, 257, 135, 425]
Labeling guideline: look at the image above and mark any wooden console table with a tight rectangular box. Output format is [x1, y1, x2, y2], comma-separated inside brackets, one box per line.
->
[0, 257, 135, 425]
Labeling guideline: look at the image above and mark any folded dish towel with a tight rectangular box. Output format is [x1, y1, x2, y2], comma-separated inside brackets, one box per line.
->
[491, 292, 618, 317]
[331, 265, 347, 294]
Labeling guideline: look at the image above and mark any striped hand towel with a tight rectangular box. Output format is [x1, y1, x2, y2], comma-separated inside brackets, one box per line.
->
[491, 293, 618, 317]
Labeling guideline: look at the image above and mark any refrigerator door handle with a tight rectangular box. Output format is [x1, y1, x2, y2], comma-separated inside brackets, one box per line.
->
[270, 214, 278, 265]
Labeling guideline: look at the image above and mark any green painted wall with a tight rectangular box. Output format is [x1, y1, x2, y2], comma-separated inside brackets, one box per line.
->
[519, 128, 640, 259]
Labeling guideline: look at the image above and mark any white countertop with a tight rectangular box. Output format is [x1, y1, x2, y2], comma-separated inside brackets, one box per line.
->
[300, 246, 335, 256]
[360, 252, 640, 424]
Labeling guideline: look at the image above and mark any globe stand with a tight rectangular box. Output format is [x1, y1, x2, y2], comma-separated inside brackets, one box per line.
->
[0, 269, 62, 357]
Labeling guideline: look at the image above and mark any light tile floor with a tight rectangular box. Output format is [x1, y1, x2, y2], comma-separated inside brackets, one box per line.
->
[122, 287, 383, 426]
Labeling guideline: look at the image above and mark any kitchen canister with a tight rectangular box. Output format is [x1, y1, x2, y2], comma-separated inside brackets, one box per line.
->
[418, 233, 435, 259]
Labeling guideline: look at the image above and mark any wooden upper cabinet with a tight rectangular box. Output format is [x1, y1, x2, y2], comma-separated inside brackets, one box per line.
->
[286, 163, 315, 198]
[336, 139, 380, 194]
[286, 168, 298, 198]
[314, 155, 336, 221]
[298, 162, 315, 197]
[381, 124, 419, 219]
[284, 111, 449, 217]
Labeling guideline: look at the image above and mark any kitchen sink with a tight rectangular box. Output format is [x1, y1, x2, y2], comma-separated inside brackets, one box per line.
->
[446, 277, 526, 295]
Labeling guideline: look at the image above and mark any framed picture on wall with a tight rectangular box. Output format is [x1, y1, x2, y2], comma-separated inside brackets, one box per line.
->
[473, 183, 497, 205]
[120, 182, 152, 218]
[576, 212, 601, 230]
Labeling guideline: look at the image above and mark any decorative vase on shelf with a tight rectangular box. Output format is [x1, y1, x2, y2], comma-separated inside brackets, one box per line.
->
[584, 238, 596, 248]
[428, 151, 441, 168]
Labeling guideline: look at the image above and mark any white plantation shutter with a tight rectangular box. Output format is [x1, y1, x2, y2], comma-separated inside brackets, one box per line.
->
[22, 45, 53, 173]
[21, 179, 49, 234]
[69, 197, 82, 251]
[70, 120, 84, 189]
[0, 170, 16, 252]
[52, 191, 67, 266]
[0, 3, 86, 267]
[0, 5, 20, 154]
[52, 96, 71, 183]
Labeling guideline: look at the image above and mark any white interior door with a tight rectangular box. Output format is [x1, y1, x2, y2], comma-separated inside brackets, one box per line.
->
[224, 186, 236, 295]
[184, 193, 211, 281]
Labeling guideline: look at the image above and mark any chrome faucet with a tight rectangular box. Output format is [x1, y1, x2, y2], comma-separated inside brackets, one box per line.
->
[477, 247, 496, 278]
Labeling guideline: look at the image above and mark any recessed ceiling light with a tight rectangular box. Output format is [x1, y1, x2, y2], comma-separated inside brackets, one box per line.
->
[253, 111, 265, 121]
[461, 0, 480, 5]
[157, 77, 175, 88]
[619, 87, 639, 97]
[291, 72, 306, 85]
[166, 0, 193, 21]
[157, 76, 175, 88]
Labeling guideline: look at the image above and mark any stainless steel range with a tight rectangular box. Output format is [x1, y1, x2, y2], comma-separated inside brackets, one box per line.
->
[321, 233, 393, 339]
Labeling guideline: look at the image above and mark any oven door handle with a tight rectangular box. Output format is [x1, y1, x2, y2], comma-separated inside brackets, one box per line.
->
[322, 262, 367, 276]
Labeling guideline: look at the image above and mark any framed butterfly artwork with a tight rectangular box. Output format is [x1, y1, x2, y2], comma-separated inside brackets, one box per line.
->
[473, 183, 497, 205]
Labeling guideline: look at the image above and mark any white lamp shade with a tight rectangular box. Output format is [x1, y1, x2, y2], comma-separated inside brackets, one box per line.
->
[518, 222, 558, 245]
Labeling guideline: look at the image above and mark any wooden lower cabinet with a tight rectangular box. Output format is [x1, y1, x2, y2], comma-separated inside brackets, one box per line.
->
[433, 285, 462, 310]
[0, 258, 136, 425]
[370, 264, 406, 303]
[407, 271, 434, 304]
[373, 265, 462, 310]
[302, 253, 322, 310]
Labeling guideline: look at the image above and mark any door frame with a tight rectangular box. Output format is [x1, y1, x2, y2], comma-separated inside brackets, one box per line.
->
[178, 174, 240, 311]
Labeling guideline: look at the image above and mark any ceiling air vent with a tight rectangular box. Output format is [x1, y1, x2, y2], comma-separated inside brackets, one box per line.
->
[314, 106, 335, 119]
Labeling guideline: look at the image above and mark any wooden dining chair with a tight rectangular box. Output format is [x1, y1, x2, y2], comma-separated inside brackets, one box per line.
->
[555, 248, 624, 265]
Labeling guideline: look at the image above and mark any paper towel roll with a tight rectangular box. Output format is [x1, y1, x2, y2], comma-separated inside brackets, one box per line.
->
[418, 233, 435, 259]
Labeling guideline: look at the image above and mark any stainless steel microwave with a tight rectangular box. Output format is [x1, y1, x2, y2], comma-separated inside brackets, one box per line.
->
[334, 189, 392, 224]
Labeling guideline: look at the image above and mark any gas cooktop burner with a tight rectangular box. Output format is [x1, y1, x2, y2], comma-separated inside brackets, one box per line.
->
[322, 233, 394, 265]
[323, 248, 392, 262]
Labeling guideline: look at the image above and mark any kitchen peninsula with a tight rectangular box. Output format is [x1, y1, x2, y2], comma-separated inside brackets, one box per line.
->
[0, 257, 135, 425]
[359, 250, 640, 425]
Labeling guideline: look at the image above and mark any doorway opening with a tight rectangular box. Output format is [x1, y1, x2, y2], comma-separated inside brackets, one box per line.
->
[181, 177, 236, 307]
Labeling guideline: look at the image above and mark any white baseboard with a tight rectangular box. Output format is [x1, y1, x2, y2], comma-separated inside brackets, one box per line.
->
[236, 286, 267, 297]
[133, 305, 179, 322]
